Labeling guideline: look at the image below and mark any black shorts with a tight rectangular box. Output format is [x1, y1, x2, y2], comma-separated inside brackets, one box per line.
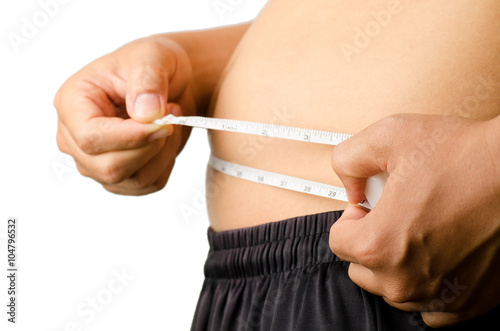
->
[191, 210, 499, 331]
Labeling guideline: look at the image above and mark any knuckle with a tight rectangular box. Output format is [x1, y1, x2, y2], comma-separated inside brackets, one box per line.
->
[152, 180, 167, 192]
[135, 39, 165, 56]
[76, 138, 95, 155]
[354, 240, 382, 267]
[331, 144, 349, 173]
[328, 228, 341, 253]
[128, 153, 169, 191]
[56, 131, 69, 154]
[328, 233, 336, 253]
[373, 114, 407, 143]
[352, 231, 390, 268]
[379, 113, 407, 128]
[121, 136, 139, 150]
[75, 162, 91, 178]
[129, 173, 155, 191]
[75, 129, 103, 155]
[384, 281, 415, 303]
[53, 83, 68, 111]
[97, 158, 126, 184]
[130, 128, 158, 149]
[149, 177, 169, 194]
[53, 90, 61, 110]
[364, 114, 409, 166]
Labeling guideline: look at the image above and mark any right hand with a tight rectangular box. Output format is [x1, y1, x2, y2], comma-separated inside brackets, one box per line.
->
[54, 37, 196, 195]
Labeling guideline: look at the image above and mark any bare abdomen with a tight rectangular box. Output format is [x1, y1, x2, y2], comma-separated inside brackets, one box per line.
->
[207, 0, 500, 231]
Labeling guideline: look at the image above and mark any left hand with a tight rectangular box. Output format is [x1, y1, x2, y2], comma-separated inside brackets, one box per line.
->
[329, 113, 500, 327]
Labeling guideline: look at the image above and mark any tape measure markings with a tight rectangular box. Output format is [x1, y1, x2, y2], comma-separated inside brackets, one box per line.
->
[154, 115, 352, 146]
[153, 114, 372, 206]
[209, 155, 349, 202]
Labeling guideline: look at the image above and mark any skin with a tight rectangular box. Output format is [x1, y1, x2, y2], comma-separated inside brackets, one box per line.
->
[54, 0, 500, 327]
[330, 114, 500, 327]
[54, 25, 248, 194]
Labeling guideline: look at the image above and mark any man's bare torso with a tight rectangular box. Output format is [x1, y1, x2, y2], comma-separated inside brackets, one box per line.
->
[207, 0, 500, 231]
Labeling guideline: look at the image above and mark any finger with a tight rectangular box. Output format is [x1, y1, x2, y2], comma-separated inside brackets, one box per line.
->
[56, 119, 71, 155]
[123, 42, 179, 123]
[103, 158, 176, 196]
[88, 141, 166, 185]
[383, 298, 426, 312]
[348, 263, 385, 297]
[59, 124, 166, 185]
[329, 203, 373, 264]
[76, 102, 180, 154]
[123, 38, 193, 123]
[331, 119, 394, 204]
[104, 126, 182, 192]
[421, 312, 465, 328]
[76, 117, 172, 155]
[60, 90, 170, 154]
[57, 122, 94, 180]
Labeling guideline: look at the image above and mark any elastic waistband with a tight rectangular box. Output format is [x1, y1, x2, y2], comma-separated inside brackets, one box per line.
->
[204, 210, 344, 279]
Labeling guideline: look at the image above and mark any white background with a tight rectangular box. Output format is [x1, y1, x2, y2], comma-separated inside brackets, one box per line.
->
[0, 1, 268, 330]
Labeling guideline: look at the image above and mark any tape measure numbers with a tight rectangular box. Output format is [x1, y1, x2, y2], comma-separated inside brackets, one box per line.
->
[154, 114, 387, 208]
[209, 154, 351, 202]
[154, 115, 352, 145]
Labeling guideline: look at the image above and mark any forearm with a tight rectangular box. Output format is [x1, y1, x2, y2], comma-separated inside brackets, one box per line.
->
[154, 23, 251, 116]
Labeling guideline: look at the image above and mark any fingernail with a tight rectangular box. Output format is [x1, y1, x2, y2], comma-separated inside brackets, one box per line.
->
[135, 94, 162, 119]
[149, 127, 171, 141]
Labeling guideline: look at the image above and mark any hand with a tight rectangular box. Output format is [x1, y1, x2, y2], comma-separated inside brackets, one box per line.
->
[329, 113, 500, 327]
[54, 36, 196, 195]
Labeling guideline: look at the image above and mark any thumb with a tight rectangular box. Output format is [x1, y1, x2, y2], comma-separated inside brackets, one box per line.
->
[126, 62, 170, 123]
[122, 38, 192, 123]
[331, 119, 396, 204]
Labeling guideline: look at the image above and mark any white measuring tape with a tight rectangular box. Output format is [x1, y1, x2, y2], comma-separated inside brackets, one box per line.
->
[154, 114, 387, 209]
